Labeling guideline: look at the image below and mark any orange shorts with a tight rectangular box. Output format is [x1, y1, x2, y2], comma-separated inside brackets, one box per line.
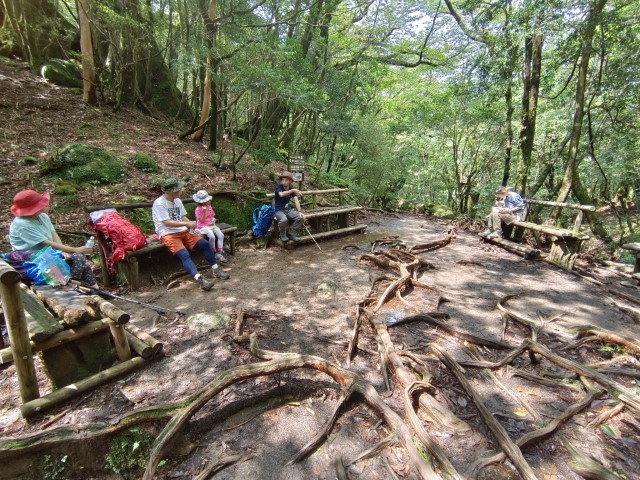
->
[160, 230, 203, 254]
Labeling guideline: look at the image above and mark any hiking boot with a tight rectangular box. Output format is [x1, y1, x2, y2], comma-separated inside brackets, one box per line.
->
[481, 229, 492, 235]
[287, 232, 301, 242]
[216, 252, 227, 263]
[212, 268, 230, 280]
[279, 234, 289, 242]
[197, 275, 214, 291]
[487, 231, 502, 239]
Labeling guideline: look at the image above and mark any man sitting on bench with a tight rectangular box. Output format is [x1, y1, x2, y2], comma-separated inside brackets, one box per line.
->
[483, 186, 525, 239]
[152, 178, 229, 291]
[274, 171, 305, 242]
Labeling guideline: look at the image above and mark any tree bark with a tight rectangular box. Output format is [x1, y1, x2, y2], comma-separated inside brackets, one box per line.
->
[77, 0, 97, 105]
[553, 0, 608, 210]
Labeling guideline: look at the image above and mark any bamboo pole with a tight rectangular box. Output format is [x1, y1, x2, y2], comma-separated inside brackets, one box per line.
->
[123, 324, 163, 357]
[20, 357, 147, 418]
[91, 295, 130, 324]
[107, 320, 131, 361]
[0, 260, 40, 404]
[125, 331, 153, 359]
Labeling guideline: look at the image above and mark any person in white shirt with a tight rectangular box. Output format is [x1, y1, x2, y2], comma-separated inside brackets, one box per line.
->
[152, 178, 229, 291]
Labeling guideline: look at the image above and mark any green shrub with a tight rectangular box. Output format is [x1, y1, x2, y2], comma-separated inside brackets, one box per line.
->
[133, 153, 160, 173]
[26, 453, 67, 480]
[40, 59, 82, 88]
[42, 143, 125, 185]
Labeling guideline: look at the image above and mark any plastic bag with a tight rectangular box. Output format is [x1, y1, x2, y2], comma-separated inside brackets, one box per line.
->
[24, 246, 71, 286]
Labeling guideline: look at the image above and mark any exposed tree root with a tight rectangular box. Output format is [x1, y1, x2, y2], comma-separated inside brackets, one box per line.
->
[430, 344, 539, 480]
[193, 454, 244, 480]
[464, 386, 604, 477]
[561, 435, 620, 480]
[572, 325, 640, 355]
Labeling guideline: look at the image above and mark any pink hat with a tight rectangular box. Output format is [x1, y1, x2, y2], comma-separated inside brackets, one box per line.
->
[10, 190, 50, 216]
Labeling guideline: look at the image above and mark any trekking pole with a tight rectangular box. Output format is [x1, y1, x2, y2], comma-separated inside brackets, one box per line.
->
[303, 223, 322, 252]
[72, 282, 185, 316]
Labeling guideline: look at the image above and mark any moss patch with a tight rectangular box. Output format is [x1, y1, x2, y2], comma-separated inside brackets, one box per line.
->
[210, 195, 262, 231]
[42, 143, 125, 185]
[40, 59, 82, 88]
[133, 153, 160, 173]
[105, 427, 155, 480]
[425, 203, 456, 219]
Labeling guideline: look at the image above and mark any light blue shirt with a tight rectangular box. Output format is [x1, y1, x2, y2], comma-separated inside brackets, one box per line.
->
[9, 213, 55, 251]
[505, 192, 525, 212]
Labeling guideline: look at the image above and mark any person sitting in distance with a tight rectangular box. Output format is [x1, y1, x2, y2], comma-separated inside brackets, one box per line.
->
[482, 186, 525, 238]
[274, 171, 305, 242]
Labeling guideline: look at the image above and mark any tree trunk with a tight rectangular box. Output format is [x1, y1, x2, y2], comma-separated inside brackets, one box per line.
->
[516, 33, 543, 195]
[77, 0, 97, 105]
[553, 0, 608, 211]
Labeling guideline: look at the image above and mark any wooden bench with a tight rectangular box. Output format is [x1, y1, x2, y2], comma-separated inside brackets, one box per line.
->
[85, 200, 237, 289]
[481, 199, 595, 270]
[265, 188, 367, 245]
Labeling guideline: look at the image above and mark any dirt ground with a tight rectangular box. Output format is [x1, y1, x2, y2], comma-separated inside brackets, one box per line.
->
[2, 212, 640, 480]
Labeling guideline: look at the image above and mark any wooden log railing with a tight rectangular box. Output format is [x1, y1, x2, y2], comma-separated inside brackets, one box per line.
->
[0, 260, 40, 404]
[266, 188, 349, 208]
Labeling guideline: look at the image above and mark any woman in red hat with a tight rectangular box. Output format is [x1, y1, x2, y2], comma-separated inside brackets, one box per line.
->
[8, 189, 98, 287]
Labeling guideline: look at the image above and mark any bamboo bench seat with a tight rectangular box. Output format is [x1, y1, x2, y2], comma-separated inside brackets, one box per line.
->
[85, 201, 237, 289]
[481, 198, 594, 270]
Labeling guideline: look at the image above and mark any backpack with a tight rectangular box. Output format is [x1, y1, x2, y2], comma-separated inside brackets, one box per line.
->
[89, 211, 147, 275]
[251, 204, 275, 237]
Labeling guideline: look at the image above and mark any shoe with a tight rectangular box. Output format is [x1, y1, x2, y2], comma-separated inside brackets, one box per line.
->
[487, 232, 502, 239]
[197, 275, 214, 291]
[217, 253, 227, 263]
[280, 235, 289, 242]
[212, 268, 230, 280]
[287, 232, 301, 242]
[481, 229, 492, 235]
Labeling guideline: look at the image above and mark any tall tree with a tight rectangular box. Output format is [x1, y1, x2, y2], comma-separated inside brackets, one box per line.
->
[77, 0, 97, 105]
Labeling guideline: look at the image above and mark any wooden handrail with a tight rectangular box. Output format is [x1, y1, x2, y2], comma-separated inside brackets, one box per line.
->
[265, 188, 349, 198]
[524, 199, 596, 212]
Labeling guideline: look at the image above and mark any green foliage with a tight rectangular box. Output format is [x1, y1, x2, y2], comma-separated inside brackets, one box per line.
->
[133, 153, 160, 173]
[105, 428, 155, 480]
[425, 203, 456, 219]
[53, 180, 78, 196]
[42, 144, 125, 186]
[40, 59, 82, 88]
[26, 453, 68, 480]
[210, 195, 259, 231]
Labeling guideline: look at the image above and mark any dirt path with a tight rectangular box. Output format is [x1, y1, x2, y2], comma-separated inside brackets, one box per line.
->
[2, 212, 640, 480]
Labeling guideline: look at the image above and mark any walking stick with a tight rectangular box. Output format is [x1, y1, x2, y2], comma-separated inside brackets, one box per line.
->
[303, 223, 322, 252]
[72, 282, 185, 316]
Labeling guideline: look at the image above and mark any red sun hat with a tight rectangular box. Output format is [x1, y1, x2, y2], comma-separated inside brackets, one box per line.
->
[10, 190, 50, 216]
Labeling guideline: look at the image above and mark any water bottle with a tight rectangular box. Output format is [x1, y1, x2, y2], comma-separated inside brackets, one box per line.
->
[85, 236, 95, 249]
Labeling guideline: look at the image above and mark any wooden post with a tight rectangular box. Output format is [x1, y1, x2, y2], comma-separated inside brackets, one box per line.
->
[124, 324, 163, 357]
[91, 295, 130, 324]
[107, 320, 132, 361]
[0, 260, 40, 405]
[125, 331, 154, 359]
[572, 210, 584, 232]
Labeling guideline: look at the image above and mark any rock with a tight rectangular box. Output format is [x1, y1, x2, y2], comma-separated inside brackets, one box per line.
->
[316, 281, 338, 299]
[186, 312, 231, 332]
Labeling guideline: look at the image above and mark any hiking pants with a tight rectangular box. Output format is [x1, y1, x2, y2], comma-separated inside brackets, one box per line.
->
[275, 208, 302, 236]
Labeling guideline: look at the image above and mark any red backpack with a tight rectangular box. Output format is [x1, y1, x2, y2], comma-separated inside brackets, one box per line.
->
[90, 211, 147, 275]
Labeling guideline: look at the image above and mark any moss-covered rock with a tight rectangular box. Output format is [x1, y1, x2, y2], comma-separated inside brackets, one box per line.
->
[42, 143, 125, 185]
[53, 180, 78, 196]
[40, 59, 82, 88]
[425, 203, 456, 219]
[133, 153, 159, 173]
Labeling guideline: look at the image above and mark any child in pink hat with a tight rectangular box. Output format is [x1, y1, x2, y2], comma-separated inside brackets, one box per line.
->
[192, 189, 227, 263]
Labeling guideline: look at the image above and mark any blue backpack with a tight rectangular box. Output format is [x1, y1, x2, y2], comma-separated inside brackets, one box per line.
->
[252, 204, 275, 237]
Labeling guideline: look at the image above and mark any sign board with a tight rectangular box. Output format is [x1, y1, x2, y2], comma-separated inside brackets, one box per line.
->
[291, 172, 304, 182]
[289, 155, 306, 172]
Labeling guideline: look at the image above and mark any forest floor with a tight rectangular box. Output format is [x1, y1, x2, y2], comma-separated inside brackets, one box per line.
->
[1, 58, 640, 480]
